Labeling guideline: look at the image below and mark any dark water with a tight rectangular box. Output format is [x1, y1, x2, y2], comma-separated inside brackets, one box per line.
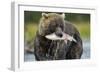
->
[24, 40, 90, 61]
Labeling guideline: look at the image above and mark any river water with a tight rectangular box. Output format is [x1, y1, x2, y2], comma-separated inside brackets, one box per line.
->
[24, 40, 90, 61]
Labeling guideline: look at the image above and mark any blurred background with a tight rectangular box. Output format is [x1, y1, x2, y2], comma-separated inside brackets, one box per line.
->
[24, 11, 90, 61]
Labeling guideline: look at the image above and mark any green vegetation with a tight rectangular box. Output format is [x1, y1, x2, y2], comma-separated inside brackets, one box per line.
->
[74, 22, 90, 39]
[24, 23, 38, 42]
[24, 22, 90, 42]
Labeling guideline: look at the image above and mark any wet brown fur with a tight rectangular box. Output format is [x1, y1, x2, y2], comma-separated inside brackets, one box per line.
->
[34, 13, 83, 61]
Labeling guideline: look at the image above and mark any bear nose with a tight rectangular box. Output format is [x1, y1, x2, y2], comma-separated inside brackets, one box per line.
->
[55, 27, 63, 37]
[55, 32, 63, 37]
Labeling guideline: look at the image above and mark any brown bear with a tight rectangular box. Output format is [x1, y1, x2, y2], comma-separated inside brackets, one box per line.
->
[34, 13, 83, 61]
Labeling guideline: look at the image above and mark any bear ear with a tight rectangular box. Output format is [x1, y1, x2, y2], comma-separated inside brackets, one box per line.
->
[61, 13, 65, 19]
[42, 13, 48, 18]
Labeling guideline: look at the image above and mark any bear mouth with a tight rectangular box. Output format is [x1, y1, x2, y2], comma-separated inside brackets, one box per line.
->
[45, 32, 77, 43]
